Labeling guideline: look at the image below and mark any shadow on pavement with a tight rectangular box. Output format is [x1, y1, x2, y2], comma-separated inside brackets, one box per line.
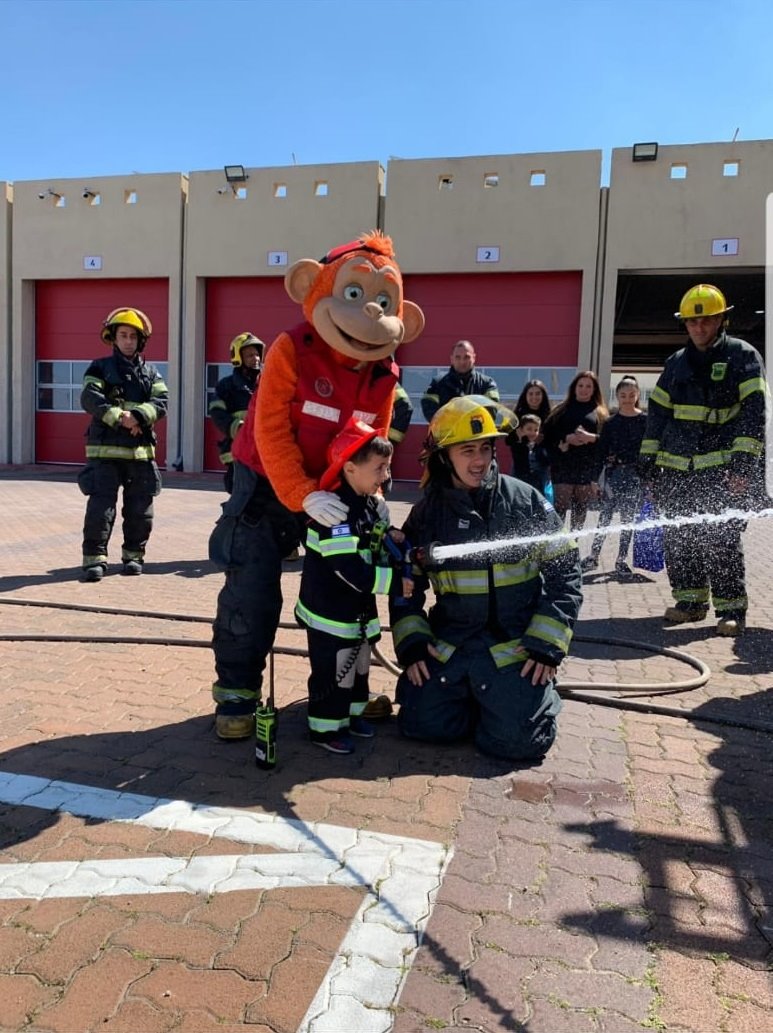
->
[559, 688, 773, 966]
[0, 559, 217, 594]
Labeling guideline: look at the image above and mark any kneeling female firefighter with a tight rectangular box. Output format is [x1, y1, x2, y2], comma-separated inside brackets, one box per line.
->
[390, 396, 583, 761]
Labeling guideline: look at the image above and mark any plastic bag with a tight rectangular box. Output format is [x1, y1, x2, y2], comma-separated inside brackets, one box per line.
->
[632, 499, 665, 572]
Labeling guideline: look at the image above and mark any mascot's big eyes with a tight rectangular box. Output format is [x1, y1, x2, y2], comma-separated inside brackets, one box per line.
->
[376, 292, 392, 313]
[343, 284, 364, 302]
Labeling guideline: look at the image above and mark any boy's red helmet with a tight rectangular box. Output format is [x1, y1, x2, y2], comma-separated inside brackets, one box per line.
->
[320, 417, 382, 492]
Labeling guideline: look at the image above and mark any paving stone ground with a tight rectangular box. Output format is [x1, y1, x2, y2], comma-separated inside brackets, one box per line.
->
[0, 467, 771, 1032]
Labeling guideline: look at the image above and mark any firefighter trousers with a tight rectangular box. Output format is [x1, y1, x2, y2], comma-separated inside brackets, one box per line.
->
[78, 459, 160, 565]
[395, 638, 562, 761]
[656, 472, 748, 616]
[305, 627, 371, 740]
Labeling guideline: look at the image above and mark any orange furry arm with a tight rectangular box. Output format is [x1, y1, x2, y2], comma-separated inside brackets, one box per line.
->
[254, 332, 318, 510]
[374, 386, 396, 441]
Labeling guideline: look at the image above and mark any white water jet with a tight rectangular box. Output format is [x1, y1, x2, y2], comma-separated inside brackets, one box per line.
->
[431, 506, 773, 562]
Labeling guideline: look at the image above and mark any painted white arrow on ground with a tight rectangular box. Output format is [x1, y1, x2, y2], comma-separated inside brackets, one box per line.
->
[0, 772, 451, 1033]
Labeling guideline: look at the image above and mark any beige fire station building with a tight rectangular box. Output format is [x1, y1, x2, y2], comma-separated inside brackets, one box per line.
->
[0, 139, 769, 480]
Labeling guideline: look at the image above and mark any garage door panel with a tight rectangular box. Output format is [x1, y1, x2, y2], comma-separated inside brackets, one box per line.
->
[204, 278, 298, 470]
[392, 271, 582, 480]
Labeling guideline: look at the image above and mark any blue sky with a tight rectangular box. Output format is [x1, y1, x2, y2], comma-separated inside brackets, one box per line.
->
[2, 0, 772, 185]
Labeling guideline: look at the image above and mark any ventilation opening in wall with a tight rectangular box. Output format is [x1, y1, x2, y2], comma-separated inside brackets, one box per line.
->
[670, 164, 687, 180]
[55, 194, 66, 208]
[529, 171, 546, 187]
[723, 161, 739, 177]
[124, 190, 137, 204]
[438, 174, 454, 190]
[314, 181, 328, 196]
[274, 183, 287, 198]
[483, 173, 499, 188]
[85, 192, 101, 206]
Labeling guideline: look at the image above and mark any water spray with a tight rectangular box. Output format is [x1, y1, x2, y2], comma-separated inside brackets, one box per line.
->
[429, 506, 773, 563]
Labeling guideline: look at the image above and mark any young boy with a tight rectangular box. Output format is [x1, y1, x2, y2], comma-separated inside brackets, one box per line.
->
[508, 414, 552, 498]
[295, 418, 411, 754]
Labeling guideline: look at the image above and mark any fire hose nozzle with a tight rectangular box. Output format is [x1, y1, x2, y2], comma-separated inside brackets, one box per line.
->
[409, 541, 444, 567]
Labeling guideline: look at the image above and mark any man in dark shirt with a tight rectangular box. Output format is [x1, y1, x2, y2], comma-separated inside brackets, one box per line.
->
[421, 340, 499, 422]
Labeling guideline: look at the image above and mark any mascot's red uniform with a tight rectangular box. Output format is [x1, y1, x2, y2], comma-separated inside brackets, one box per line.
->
[210, 231, 424, 739]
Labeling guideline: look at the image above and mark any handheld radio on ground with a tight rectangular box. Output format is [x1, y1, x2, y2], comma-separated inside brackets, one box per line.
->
[255, 650, 277, 770]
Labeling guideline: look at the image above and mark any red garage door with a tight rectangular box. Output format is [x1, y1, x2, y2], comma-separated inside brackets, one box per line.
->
[204, 278, 298, 471]
[35, 279, 169, 466]
[391, 271, 583, 480]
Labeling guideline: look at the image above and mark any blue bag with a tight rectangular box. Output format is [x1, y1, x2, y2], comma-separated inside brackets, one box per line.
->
[632, 499, 665, 572]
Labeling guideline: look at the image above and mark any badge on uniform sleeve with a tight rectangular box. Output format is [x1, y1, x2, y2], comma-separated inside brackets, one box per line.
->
[331, 524, 351, 536]
[458, 519, 470, 529]
[711, 362, 728, 381]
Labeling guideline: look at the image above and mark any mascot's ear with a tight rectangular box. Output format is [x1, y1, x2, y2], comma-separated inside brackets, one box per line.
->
[285, 259, 322, 304]
[401, 301, 425, 344]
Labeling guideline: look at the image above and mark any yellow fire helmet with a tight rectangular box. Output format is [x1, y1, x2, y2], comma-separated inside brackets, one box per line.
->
[101, 307, 153, 350]
[675, 284, 733, 320]
[229, 332, 265, 367]
[426, 395, 518, 452]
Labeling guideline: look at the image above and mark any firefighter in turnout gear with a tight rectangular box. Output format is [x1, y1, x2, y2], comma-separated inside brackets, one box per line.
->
[209, 332, 264, 493]
[295, 419, 412, 754]
[640, 284, 768, 636]
[78, 307, 168, 581]
[390, 396, 583, 761]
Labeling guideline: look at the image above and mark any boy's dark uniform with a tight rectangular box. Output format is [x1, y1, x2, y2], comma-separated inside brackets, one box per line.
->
[295, 481, 395, 743]
[78, 346, 167, 571]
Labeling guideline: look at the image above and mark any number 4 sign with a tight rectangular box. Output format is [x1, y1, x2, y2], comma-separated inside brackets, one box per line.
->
[83, 255, 103, 270]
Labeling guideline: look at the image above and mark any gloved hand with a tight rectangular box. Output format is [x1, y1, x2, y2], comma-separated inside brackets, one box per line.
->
[302, 491, 349, 527]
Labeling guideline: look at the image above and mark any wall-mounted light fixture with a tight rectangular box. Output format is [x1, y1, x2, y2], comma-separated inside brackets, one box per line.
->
[224, 164, 248, 184]
[37, 188, 62, 200]
[632, 142, 658, 162]
[82, 188, 96, 199]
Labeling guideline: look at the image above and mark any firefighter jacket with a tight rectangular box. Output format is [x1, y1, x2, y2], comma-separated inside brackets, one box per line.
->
[254, 323, 398, 510]
[295, 482, 395, 641]
[420, 367, 500, 422]
[81, 350, 168, 461]
[641, 334, 766, 479]
[391, 472, 582, 671]
[389, 382, 414, 443]
[208, 367, 258, 466]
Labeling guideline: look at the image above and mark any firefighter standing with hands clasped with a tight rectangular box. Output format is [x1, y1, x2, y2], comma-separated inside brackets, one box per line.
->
[77, 307, 168, 582]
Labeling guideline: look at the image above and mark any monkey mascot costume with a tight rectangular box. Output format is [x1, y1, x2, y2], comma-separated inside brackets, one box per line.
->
[210, 231, 424, 739]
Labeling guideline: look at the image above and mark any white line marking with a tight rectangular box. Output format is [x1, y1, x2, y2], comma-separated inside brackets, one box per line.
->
[0, 772, 452, 1033]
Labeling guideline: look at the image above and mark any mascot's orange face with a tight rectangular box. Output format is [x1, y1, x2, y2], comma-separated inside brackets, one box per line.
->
[285, 231, 424, 363]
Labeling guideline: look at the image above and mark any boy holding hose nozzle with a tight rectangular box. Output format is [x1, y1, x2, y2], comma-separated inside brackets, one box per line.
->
[390, 396, 583, 762]
[295, 419, 413, 755]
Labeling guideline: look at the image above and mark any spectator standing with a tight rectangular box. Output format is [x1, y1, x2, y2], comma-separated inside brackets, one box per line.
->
[508, 414, 552, 497]
[582, 376, 647, 577]
[542, 371, 607, 530]
[420, 340, 499, 422]
[514, 379, 552, 426]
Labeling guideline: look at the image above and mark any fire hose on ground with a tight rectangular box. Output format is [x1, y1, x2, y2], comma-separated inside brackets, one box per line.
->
[3, 596, 772, 736]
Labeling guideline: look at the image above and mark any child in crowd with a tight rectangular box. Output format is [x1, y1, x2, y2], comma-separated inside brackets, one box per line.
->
[508, 413, 553, 500]
[295, 418, 412, 754]
[582, 376, 647, 577]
